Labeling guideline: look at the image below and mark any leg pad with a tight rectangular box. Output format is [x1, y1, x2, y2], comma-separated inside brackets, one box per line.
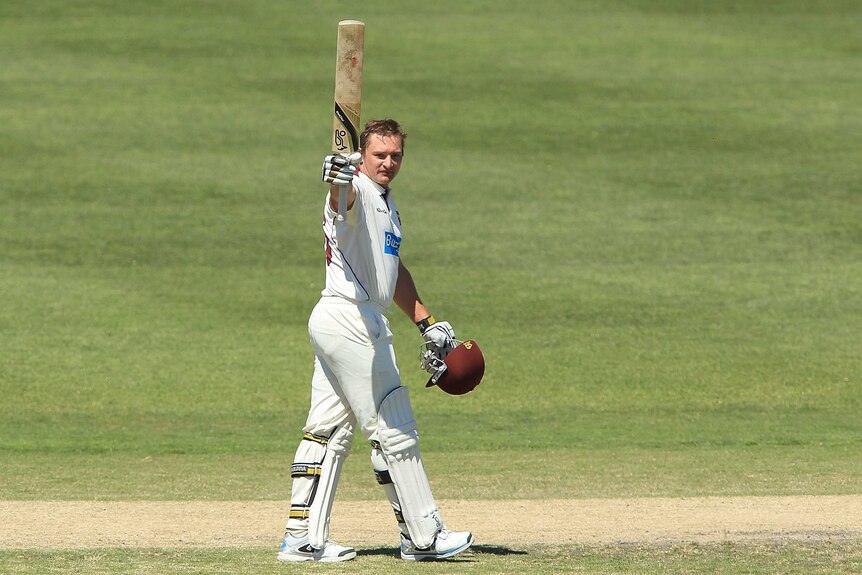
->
[286, 424, 354, 549]
[377, 387, 441, 548]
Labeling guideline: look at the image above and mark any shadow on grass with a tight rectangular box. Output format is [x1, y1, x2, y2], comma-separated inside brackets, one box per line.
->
[473, 545, 528, 556]
[356, 547, 399, 558]
[356, 544, 527, 559]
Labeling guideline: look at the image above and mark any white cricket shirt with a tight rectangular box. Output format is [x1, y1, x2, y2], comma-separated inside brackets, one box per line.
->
[320, 171, 402, 309]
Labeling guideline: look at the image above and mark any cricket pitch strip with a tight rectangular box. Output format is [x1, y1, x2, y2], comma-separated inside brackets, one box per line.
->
[2, 496, 860, 549]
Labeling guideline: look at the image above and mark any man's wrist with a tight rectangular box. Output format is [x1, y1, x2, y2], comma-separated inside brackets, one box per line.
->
[416, 315, 436, 333]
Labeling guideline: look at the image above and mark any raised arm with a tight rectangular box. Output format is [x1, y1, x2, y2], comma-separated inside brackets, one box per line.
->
[322, 152, 361, 213]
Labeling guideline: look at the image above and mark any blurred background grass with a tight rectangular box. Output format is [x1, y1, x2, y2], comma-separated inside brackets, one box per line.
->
[1, 0, 860, 500]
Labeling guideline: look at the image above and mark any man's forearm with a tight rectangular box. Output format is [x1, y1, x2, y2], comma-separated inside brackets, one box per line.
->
[394, 262, 431, 323]
[328, 183, 356, 213]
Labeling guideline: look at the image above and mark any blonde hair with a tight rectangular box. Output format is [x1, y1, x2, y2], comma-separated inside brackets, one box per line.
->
[360, 119, 407, 152]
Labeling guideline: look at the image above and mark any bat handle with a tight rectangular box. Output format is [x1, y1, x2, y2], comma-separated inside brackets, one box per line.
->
[336, 184, 348, 222]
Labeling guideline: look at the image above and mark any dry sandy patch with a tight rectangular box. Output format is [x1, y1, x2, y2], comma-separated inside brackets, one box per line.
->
[2, 496, 860, 550]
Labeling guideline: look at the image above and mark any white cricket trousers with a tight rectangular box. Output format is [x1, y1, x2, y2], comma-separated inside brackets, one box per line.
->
[304, 296, 402, 441]
[284, 296, 406, 538]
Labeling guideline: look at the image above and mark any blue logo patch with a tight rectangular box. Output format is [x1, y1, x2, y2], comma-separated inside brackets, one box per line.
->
[384, 232, 401, 256]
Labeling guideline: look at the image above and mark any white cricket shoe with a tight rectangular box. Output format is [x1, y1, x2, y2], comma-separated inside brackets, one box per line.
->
[400, 528, 474, 561]
[276, 533, 357, 563]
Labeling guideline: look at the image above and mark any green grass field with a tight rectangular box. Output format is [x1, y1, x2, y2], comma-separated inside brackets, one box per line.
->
[1, 0, 860, 572]
[3, 543, 862, 575]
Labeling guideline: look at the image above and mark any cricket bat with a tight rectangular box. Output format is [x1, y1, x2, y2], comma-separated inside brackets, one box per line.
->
[332, 20, 364, 222]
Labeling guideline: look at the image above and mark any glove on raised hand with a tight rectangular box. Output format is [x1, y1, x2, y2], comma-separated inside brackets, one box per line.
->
[321, 152, 361, 186]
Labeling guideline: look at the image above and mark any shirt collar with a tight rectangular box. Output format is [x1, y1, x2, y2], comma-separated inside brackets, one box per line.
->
[357, 171, 390, 197]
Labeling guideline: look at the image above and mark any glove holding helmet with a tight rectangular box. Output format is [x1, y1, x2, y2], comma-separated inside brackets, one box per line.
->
[418, 316, 456, 355]
[417, 316, 456, 372]
[416, 316, 484, 396]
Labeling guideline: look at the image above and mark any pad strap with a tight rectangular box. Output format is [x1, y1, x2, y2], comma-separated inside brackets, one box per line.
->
[371, 446, 407, 528]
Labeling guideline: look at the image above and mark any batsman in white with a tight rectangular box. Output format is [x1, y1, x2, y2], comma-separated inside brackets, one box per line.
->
[277, 119, 473, 563]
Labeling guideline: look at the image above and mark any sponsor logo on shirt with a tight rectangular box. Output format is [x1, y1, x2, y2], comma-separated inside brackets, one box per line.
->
[384, 232, 401, 256]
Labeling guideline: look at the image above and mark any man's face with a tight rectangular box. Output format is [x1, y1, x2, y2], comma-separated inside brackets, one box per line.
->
[359, 134, 403, 187]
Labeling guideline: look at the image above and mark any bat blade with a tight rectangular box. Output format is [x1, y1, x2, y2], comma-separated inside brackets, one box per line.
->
[332, 20, 364, 221]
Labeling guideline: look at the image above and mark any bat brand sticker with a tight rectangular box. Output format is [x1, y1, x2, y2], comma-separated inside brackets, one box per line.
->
[384, 232, 401, 256]
[334, 129, 347, 151]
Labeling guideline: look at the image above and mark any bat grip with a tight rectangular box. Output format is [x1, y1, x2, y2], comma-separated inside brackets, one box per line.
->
[336, 184, 348, 222]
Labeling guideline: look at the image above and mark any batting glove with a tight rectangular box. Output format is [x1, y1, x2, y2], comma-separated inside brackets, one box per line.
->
[322, 152, 361, 186]
[417, 316, 457, 357]
[419, 342, 447, 375]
